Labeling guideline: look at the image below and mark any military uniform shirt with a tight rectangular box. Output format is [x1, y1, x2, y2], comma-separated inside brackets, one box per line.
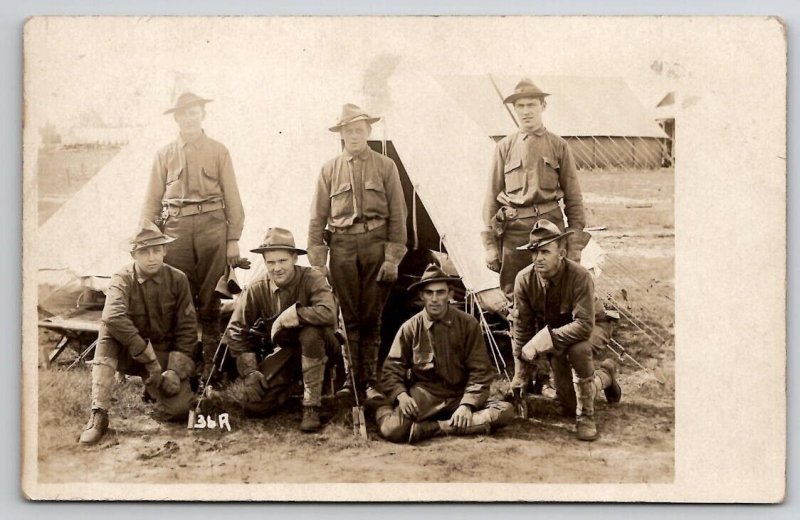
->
[483, 128, 585, 230]
[142, 132, 245, 240]
[381, 306, 494, 410]
[308, 147, 407, 247]
[99, 263, 197, 357]
[226, 266, 337, 356]
[512, 259, 598, 356]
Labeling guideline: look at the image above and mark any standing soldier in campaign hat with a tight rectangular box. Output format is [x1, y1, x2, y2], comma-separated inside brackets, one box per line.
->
[307, 103, 408, 403]
[512, 219, 622, 441]
[482, 78, 588, 299]
[224, 227, 339, 432]
[141, 92, 246, 384]
[375, 264, 515, 444]
[79, 220, 198, 445]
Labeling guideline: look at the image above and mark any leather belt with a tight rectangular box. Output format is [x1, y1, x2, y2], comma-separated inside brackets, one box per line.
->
[503, 200, 561, 220]
[329, 219, 386, 235]
[163, 199, 225, 217]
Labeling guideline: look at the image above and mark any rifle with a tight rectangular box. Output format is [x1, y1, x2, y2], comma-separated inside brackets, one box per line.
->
[336, 310, 367, 439]
[188, 336, 229, 429]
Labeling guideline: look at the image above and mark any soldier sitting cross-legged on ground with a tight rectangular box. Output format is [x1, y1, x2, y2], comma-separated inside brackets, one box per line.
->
[375, 264, 515, 444]
[79, 220, 198, 445]
[224, 227, 339, 432]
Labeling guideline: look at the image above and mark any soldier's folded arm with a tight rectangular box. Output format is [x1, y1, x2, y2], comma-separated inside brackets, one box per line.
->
[101, 274, 147, 355]
[459, 319, 492, 410]
[296, 271, 338, 327]
[550, 270, 595, 351]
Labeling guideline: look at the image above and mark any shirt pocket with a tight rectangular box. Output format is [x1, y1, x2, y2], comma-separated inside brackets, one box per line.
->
[503, 158, 525, 194]
[329, 181, 354, 219]
[363, 177, 388, 215]
[200, 158, 221, 194]
[166, 166, 182, 185]
[538, 156, 560, 191]
[412, 345, 435, 372]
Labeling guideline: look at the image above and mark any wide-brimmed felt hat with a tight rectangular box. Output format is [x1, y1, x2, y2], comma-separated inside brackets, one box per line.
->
[250, 227, 308, 255]
[407, 264, 461, 292]
[328, 103, 381, 132]
[130, 219, 176, 252]
[515, 219, 573, 251]
[503, 78, 550, 104]
[163, 92, 213, 115]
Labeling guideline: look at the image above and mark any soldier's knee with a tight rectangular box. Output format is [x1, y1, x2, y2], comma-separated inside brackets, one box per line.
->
[298, 327, 327, 359]
[377, 409, 409, 443]
[494, 401, 515, 426]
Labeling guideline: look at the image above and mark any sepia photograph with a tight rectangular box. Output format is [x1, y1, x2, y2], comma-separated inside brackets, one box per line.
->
[20, 16, 785, 502]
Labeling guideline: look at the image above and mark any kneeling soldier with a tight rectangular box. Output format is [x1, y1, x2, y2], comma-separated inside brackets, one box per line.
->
[512, 219, 622, 441]
[225, 228, 338, 432]
[376, 265, 514, 444]
[80, 220, 197, 445]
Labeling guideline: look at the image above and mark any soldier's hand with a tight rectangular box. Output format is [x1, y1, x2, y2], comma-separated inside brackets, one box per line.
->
[449, 405, 473, 434]
[485, 250, 501, 273]
[244, 371, 267, 402]
[236, 257, 252, 270]
[159, 369, 181, 397]
[397, 392, 419, 420]
[226, 241, 242, 269]
[376, 261, 399, 284]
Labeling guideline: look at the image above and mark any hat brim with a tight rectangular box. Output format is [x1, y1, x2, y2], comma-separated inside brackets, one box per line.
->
[131, 235, 176, 252]
[328, 115, 381, 132]
[408, 275, 462, 292]
[515, 229, 573, 251]
[503, 91, 550, 104]
[163, 98, 213, 115]
[249, 245, 308, 255]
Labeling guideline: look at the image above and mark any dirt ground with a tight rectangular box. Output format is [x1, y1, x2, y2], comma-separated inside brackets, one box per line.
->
[35, 168, 674, 485]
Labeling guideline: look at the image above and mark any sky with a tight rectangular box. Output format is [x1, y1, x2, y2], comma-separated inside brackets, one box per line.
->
[24, 17, 681, 133]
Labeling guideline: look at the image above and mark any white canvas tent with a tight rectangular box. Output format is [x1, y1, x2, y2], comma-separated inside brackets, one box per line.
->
[436, 75, 670, 169]
[37, 62, 508, 311]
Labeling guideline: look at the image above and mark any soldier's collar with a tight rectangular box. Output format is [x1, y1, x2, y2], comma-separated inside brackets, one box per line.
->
[520, 126, 546, 139]
[422, 307, 453, 329]
[178, 130, 207, 149]
[343, 147, 370, 162]
[134, 264, 163, 285]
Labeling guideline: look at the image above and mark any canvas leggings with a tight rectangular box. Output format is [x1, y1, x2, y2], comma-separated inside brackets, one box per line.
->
[548, 321, 611, 416]
[91, 336, 193, 420]
[243, 326, 339, 416]
[374, 386, 515, 443]
[498, 208, 565, 298]
[163, 208, 227, 369]
[328, 225, 391, 390]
